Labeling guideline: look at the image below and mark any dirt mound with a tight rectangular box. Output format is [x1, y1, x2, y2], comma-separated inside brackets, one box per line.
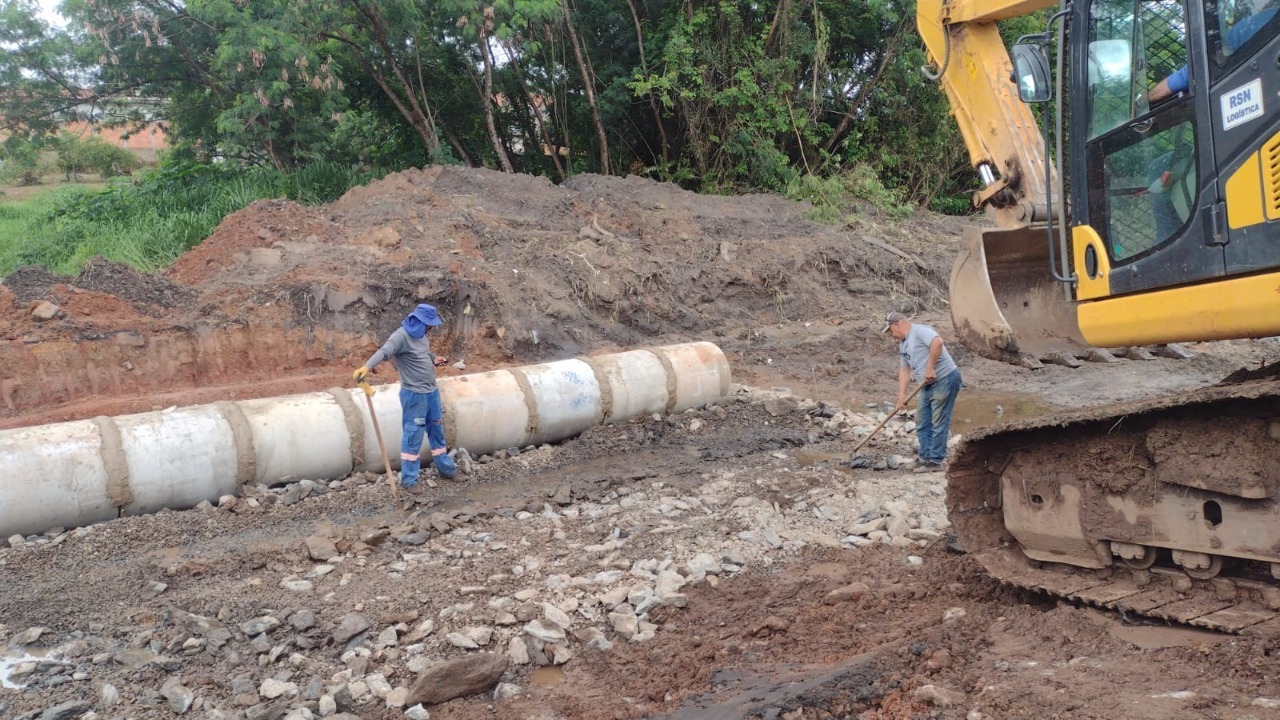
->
[1, 165, 967, 428]
[3, 258, 192, 313]
[166, 165, 961, 357]
[168, 198, 345, 286]
[74, 257, 194, 311]
[1, 264, 63, 304]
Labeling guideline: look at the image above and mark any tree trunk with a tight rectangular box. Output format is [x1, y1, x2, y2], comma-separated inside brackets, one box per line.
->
[478, 29, 514, 173]
[349, 0, 442, 154]
[499, 36, 566, 179]
[764, 0, 787, 57]
[626, 0, 670, 166]
[560, 0, 610, 174]
[443, 125, 474, 166]
[822, 19, 908, 154]
[325, 35, 441, 156]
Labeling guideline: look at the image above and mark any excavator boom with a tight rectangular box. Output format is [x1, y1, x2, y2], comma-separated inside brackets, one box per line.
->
[916, 0, 1056, 226]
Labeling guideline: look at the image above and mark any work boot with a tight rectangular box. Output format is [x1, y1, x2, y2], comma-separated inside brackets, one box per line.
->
[912, 462, 940, 474]
[401, 482, 427, 497]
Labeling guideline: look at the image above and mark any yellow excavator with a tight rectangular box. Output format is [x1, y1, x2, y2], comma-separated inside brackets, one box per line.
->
[919, 0, 1280, 632]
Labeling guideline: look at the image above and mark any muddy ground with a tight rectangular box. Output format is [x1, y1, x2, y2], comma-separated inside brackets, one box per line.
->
[4, 167, 1280, 720]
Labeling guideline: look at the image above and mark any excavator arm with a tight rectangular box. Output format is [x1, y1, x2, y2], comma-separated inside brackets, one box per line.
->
[917, 0, 1091, 368]
[917, 0, 1057, 227]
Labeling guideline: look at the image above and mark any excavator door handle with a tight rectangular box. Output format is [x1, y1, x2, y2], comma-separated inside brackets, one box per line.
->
[1205, 202, 1229, 247]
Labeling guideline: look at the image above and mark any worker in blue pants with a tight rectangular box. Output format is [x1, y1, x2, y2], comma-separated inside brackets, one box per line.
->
[354, 304, 457, 493]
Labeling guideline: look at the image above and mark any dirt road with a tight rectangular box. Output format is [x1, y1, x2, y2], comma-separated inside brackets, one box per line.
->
[4, 167, 1280, 719]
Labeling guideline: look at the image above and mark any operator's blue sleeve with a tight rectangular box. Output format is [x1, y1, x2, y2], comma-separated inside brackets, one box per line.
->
[1166, 66, 1190, 94]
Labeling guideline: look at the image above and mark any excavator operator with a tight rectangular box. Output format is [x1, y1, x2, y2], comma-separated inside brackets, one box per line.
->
[1148, 0, 1277, 103]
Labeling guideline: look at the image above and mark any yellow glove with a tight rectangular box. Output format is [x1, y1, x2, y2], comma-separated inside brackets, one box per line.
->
[353, 366, 370, 383]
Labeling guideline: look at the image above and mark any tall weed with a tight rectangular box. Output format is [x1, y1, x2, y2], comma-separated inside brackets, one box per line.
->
[0, 161, 387, 277]
[786, 165, 913, 223]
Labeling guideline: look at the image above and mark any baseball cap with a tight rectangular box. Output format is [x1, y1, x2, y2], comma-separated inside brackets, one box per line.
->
[881, 311, 907, 333]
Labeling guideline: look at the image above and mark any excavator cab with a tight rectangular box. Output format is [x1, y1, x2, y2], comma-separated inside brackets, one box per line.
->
[930, 0, 1280, 365]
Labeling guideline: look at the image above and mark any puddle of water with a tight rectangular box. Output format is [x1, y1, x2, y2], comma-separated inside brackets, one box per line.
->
[1108, 624, 1230, 650]
[0, 652, 41, 689]
[952, 390, 1054, 429]
[113, 647, 167, 669]
[530, 665, 566, 688]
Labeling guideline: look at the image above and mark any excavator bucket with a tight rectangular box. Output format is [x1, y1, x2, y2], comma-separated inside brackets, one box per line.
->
[949, 225, 1088, 369]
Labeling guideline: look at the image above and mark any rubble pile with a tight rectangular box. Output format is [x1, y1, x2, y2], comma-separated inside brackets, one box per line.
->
[0, 388, 951, 719]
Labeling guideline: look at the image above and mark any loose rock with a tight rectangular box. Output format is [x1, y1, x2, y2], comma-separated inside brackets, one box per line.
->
[406, 653, 508, 706]
[260, 678, 299, 699]
[31, 301, 60, 321]
[823, 582, 870, 605]
[39, 700, 91, 720]
[914, 684, 965, 707]
[305, 535, 340, 561]
[161, 676, 195, 714]
[332, 613, 371, 644]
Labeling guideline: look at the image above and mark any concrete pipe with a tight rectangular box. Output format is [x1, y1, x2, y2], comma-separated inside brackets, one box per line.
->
[0, 342, 731, 537]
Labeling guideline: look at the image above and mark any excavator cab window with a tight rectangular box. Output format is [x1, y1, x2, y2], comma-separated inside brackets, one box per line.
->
[1087, 37, 1136, 138]
[1206, 0, 1280, 72]
[1085, 0, 1197, 261]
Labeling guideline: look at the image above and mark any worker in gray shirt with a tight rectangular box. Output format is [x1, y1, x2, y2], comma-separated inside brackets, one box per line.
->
[354, 304, 457, 492]
[882, 311, 962, 472]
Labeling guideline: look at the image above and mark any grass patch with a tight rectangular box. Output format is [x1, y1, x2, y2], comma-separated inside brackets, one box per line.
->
[0, 175, 110, 203]
[0, 161, 387, 277]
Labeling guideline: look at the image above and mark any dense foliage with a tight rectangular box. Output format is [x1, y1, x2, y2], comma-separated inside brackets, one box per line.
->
[2, 0, 1053, 227]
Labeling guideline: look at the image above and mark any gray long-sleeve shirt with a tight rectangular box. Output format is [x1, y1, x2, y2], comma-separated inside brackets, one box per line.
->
[364, 327, 438, 393]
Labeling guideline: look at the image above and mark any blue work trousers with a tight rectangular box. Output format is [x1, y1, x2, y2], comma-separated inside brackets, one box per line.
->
[399, 387, 456, 486]
[916, 370, 962, 465]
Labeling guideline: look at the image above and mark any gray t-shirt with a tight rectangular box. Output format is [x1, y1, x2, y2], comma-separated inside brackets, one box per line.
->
[898, 323, 956, 383]
[365, 327, 438, 393]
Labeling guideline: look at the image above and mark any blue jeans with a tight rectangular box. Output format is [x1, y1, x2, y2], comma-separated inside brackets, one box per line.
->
[399, 387, 456, 486]
[1147, 152, 1183, 245]
[916, 370, 962, 465]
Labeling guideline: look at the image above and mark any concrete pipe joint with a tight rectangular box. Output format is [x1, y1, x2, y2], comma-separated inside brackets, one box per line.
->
[0, 342, 731, 538]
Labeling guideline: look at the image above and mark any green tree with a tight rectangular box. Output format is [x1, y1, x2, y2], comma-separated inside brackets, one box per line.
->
[0, 0, 83, 143]
[68, 0, 346, 169]
[55, 132, 90, 181]
[81, 136, 142, 177]
[0, 138, 43, 185]
[40, 0, 1052, 212]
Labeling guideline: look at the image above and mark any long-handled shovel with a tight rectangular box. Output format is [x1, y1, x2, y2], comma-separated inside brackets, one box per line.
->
[849, 382, 924, 458]
[357, 377, 400, 504]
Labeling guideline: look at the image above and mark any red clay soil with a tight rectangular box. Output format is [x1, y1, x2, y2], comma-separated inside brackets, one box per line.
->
[1, 166, 959, 429]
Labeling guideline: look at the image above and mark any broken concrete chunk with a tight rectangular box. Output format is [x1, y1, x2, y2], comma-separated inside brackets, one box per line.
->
[305, 535, 340, 561]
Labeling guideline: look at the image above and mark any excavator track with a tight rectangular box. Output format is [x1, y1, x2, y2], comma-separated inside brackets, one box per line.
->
[948, 367, 1280, 635]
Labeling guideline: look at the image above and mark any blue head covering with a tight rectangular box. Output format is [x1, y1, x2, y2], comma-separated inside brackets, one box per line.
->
[402, 304, 442, 339]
